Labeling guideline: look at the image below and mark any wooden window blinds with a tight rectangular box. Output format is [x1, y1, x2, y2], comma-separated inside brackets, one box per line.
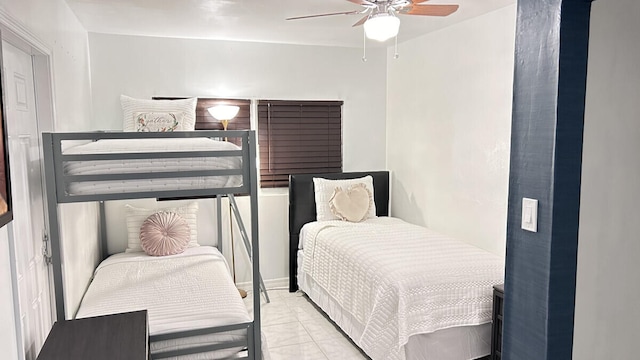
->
[257, 100, 343, 188]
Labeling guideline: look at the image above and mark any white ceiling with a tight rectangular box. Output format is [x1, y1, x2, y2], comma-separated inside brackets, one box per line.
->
[65, 0, 515, 48]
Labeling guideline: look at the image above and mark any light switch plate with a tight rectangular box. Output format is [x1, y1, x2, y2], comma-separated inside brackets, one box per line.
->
[521, 198, 538, 232]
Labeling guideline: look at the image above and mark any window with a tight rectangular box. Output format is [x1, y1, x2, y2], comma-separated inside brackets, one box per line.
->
[257, 100, 343, 188]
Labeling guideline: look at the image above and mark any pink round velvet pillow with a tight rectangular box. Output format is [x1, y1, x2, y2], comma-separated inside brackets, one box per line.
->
[140, 211, 191, 256]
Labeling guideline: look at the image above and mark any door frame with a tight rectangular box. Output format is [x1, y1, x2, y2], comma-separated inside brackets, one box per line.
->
[0, 8, 57, 360]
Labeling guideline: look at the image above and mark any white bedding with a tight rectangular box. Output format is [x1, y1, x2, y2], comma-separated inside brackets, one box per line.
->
[63, 138, 242, 195]
[298, 251, 492, 360]
[76, 246, 250, 359]
[300, 217, 504, 360]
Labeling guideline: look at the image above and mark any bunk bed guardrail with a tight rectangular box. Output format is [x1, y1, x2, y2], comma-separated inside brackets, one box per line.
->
[45, 130, 252, 203]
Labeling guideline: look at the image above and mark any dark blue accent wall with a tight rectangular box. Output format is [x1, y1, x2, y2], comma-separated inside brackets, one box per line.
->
[503, 0, 592, 359]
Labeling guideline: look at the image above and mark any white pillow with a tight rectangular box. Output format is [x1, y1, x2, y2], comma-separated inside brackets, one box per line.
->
[313, 176, 376, 221]
[121, 95, 197, 132]
[124, 202, 199, 252]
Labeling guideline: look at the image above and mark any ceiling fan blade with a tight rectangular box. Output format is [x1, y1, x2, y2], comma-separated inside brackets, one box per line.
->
[410, 0, 431, 3]
[401, 4, 459, 16]
[352, 14, 369, 27]
[286, 10, 361, 21]
[346, 0, 374, 5]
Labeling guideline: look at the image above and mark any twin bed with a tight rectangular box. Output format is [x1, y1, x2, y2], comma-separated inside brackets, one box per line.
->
[43, 129, 263, 359]
[289, 172, 504, 360]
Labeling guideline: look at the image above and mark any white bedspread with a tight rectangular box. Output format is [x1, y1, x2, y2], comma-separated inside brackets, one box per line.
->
[76, 246, 250, 358]
[301, 218, 504, 360]
[63, 138, 242, 194]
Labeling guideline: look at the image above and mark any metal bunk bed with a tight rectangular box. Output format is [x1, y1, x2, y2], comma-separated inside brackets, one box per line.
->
[42, 130, 264, 359]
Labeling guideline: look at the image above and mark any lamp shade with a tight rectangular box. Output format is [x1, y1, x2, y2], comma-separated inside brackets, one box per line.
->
[364, 13, 400, 42]
[207, 105, 240, 121]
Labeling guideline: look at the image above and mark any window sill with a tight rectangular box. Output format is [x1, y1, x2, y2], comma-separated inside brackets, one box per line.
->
[259, 187, 288, 197]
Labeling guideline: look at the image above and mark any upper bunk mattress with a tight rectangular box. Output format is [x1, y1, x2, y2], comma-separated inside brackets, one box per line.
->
[76, 246, 250, 358]
[63, 138, 242, 195]
[299, 217, 504, 360]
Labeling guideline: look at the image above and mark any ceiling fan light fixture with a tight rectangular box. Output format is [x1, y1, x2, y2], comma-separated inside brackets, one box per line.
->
[363, 13, 400, 42]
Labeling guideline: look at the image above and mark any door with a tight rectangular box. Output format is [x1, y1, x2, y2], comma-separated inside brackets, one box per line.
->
[2, 40, 52, 360]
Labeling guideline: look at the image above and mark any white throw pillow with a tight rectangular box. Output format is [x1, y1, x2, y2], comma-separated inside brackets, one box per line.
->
[313, 176, 376, 221]
[124, 202, 199, 252]
[121, 95, 197, 132]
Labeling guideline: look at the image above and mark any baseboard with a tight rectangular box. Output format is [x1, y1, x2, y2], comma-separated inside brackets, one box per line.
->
[236, 277, 288, 291]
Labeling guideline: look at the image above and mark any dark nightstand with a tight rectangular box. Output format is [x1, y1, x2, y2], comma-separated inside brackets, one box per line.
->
[491, 284, 504, 360]
[37, 310, 148, 360]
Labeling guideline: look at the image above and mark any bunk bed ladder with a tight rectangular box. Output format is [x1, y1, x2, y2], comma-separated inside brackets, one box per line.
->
[228, 194, 270, 304]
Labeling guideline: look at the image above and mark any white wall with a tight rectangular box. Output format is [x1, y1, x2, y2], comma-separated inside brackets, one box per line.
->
[88, 33, 388, 282]
[0, 0, 93, 132]
[58, 203, 100, 319]
[386, 5, 516, 256]
[88, 33, 387, 173]
[0, 228, 18, 360]
[573, 0, 640, 358]
[0, 0, 97, 345]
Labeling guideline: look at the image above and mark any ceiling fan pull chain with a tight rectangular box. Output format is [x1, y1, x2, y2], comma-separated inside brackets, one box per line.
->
[394, 35, 399, 59]
[362, 29, 367, 62]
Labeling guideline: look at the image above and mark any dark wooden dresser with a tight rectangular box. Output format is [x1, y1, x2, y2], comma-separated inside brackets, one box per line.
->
[37, 310, 148, 360]
[491, 284, 504, 360]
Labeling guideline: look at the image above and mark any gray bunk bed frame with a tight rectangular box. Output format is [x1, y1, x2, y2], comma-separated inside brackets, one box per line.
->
[42, 130, 263, 359]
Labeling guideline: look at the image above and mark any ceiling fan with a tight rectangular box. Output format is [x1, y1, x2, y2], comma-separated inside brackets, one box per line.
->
[286, 0, 460, 42]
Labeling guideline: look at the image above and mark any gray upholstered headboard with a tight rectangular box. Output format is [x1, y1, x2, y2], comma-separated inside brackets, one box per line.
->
[288, 171, 390, 292]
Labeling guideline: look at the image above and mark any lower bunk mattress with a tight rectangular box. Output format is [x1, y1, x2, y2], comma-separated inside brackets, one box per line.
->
[298, 217, 504, 360]
[76, 246, 250, 359]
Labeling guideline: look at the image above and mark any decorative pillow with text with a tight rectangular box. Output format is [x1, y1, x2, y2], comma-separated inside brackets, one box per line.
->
[121, 95, 197, 132]
[135, 112, 183, 132]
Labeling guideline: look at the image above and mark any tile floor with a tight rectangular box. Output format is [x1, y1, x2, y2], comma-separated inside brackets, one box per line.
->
[245, 288, 370, 360]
